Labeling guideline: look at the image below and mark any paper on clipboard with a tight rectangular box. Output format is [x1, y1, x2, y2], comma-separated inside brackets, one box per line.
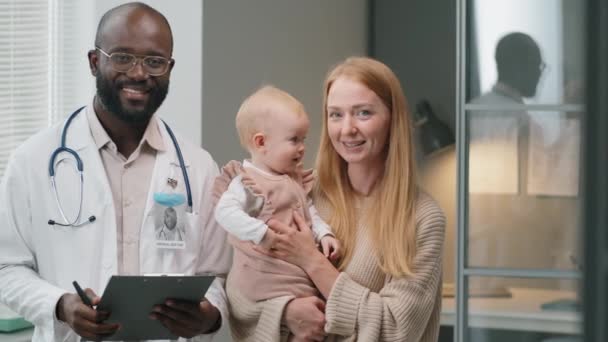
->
[96, 275, 215, 340]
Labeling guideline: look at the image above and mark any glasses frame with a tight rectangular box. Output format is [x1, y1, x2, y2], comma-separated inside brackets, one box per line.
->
[95, 47, 174, 76]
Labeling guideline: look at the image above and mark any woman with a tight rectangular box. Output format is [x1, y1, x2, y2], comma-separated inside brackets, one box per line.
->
[228, 56, 445, 342]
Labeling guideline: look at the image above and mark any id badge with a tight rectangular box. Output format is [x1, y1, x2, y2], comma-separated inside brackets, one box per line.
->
[152, 192, 187, 250]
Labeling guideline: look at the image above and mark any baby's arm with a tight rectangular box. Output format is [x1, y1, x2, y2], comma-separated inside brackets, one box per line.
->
[214, 175, 268, 244]
[309, 204, 341, 261]
[309, 204, 333, 241]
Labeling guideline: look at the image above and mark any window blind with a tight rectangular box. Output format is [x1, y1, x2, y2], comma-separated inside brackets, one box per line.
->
[0, 0, 49, 176]
[0, 0, 88, 177]
[48, 0, 91, 124]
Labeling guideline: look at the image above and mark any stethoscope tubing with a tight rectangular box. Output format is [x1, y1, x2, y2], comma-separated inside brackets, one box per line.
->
[162, 121, 193, 211]
[48, 106, 192, 227]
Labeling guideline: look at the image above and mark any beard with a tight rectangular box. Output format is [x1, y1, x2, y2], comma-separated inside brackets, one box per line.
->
[95, 73, 170, 124]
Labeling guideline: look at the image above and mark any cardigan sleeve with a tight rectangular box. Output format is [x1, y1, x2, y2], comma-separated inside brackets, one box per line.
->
[324, 195, 445, 341]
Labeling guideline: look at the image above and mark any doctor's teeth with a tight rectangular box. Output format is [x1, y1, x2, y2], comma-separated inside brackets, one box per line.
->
[123, 88, 145, 93]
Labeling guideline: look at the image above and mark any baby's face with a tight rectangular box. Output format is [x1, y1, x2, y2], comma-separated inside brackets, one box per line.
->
[261, 108, 309, 175]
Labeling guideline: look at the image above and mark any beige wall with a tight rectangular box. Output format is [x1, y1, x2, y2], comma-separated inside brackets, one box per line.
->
[419, 147, 458, 284]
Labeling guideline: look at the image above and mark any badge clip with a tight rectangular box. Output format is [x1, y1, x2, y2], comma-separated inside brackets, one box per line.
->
[167, 178, 178, 188]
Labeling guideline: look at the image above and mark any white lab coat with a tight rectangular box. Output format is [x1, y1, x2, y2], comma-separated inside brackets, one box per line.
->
[0, 105, 232, 341]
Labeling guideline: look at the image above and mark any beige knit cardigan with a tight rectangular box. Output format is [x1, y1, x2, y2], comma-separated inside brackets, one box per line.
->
[227, 191, 445, 342]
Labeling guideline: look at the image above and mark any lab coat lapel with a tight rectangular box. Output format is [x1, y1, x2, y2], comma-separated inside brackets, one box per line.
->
[143, 118, 171, 221]
[142, 117, 192, 219]
[140, 117, 191, 273]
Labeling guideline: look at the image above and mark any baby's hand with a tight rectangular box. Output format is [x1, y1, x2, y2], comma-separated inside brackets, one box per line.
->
[320, 235, 341, 262]
[259, 229, 280, 250]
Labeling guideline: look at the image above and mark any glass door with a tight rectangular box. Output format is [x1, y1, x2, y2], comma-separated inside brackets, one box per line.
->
[455, 0, 585, 341]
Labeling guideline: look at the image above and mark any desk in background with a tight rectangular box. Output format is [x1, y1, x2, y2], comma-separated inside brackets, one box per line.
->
[0, 328, 33, 342]
[441, 287, 581, 335]
[0, 304, 32, 342]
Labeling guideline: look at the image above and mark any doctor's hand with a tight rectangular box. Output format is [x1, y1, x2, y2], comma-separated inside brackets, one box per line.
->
[56, 289, 120, 340]
[150, 298, 221, 338]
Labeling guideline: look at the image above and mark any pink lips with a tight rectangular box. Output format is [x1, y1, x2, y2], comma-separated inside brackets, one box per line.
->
[342, 141, 365, 147]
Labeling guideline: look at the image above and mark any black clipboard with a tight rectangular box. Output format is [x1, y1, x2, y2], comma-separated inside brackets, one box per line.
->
[96, 275, 215, 340]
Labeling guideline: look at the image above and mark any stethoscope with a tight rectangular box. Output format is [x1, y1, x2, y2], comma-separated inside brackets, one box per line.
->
[47, 106, 193, 227]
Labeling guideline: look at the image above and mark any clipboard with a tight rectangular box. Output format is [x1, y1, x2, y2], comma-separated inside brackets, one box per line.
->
[96, 275, 215, 340]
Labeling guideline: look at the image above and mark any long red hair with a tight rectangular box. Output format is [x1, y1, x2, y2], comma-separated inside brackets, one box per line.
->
[315, 57, 418, 277]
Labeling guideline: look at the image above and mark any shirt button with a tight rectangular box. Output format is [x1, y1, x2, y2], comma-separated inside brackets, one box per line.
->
[124, 199, 132, 207]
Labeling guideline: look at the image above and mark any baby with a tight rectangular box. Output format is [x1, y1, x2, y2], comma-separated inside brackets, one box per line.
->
[212, 86, 340, 340]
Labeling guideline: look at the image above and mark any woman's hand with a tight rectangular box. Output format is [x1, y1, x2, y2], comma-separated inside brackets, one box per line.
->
[259, 228, 281, 251]
[259, 211, 341, 299]
[283, 296, 326, 341]
[256, 211, 321, 270]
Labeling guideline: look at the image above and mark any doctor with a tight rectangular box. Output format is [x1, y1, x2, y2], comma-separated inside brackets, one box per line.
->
[0, 2, 231, 341]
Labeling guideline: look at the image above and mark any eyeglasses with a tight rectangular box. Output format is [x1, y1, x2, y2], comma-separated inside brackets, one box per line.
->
[95, 47, 173, 76]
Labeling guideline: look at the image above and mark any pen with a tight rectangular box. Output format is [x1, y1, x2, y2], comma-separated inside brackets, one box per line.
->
[72, 281, 94, 308]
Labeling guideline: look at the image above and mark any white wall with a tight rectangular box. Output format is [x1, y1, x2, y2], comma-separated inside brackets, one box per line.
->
[202, 0, 369, 167]
[94, 0, 203, 145]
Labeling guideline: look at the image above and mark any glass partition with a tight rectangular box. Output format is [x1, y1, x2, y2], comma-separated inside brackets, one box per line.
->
[455, 0, 585, 341]
[467, 110, 582, 270]
[466, 0, 585, 106]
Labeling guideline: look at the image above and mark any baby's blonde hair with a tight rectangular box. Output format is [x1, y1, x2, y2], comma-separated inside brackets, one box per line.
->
[235, 85, 306, 150]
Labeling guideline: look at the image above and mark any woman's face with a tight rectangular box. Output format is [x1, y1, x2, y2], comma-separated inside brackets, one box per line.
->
[326, 77, 391, 168]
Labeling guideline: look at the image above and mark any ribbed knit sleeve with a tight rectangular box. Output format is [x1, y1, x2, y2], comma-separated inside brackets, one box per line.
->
[324, 193, 445, 341]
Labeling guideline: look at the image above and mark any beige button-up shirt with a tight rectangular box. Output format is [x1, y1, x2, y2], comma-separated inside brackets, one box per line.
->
[86, 106, 166, 275]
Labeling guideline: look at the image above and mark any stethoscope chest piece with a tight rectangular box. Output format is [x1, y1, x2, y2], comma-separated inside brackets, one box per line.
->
[48, 107, 92, 227]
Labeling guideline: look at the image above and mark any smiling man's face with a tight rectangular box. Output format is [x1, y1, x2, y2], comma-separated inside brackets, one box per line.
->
[90, 6, 173, 123]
